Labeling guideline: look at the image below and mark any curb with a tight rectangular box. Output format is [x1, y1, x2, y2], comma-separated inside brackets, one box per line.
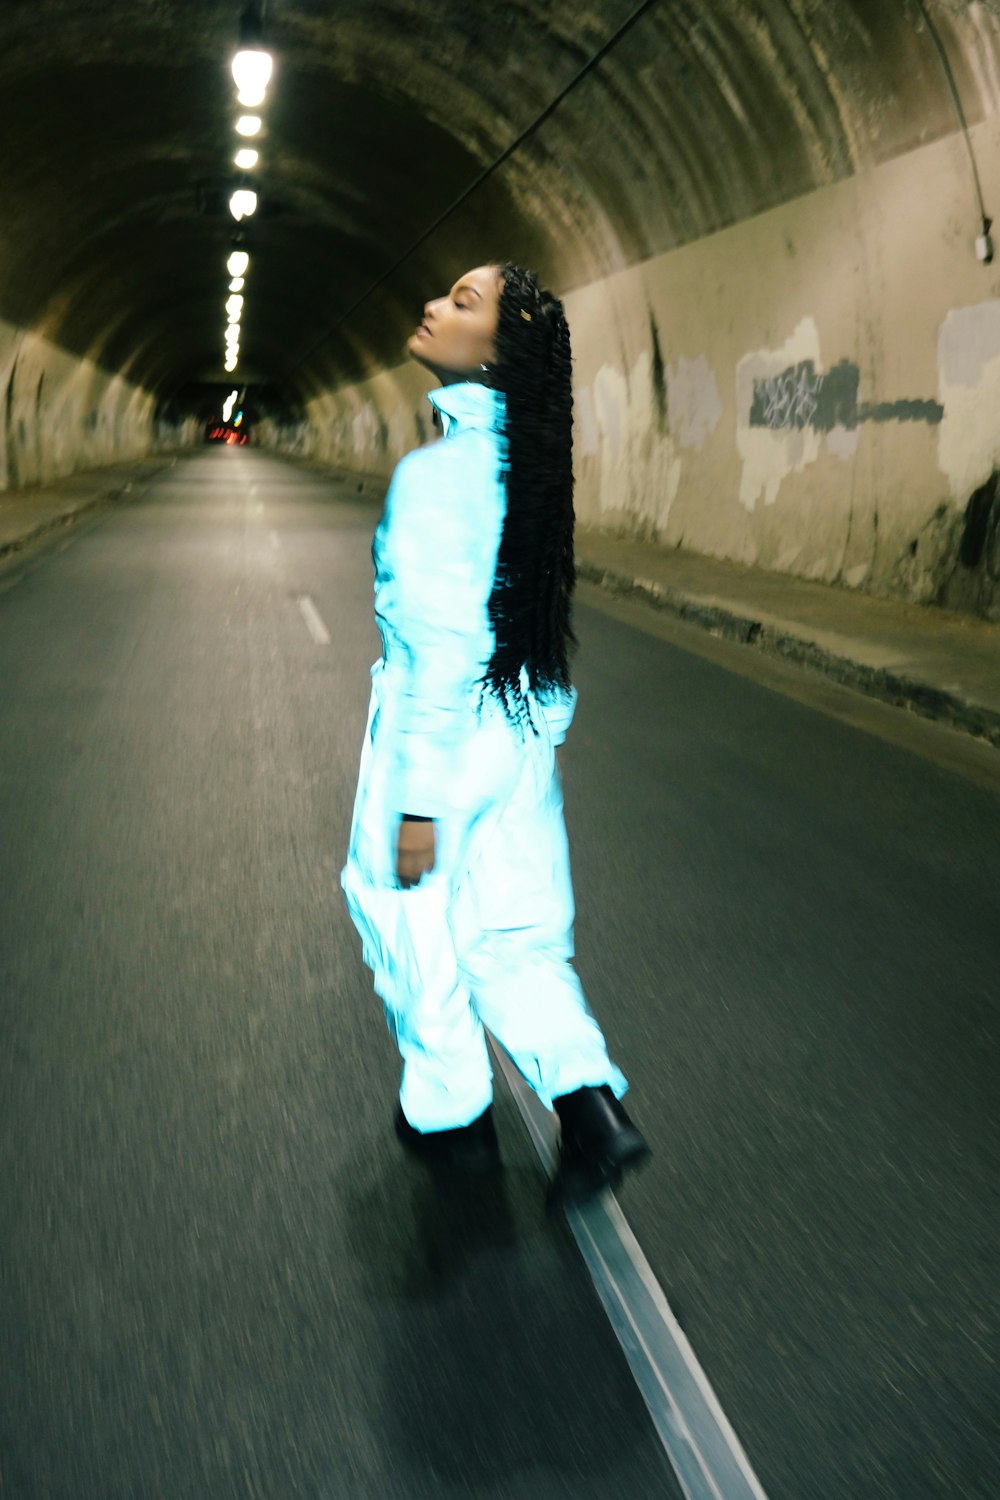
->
[0, 463, 174, 562]
[0, 488, 127, 561]
[577, 560, 1000, 751]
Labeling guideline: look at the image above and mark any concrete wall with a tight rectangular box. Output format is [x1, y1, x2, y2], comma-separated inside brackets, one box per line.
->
[0, 320, 198, 492]
[267, 117, 1000, 620]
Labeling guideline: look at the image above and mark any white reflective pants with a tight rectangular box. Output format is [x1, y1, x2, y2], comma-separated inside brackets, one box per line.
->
[341, 663, 627, 1131]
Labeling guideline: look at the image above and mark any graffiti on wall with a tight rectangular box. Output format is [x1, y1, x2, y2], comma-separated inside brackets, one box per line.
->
[750, 359, 944, 431]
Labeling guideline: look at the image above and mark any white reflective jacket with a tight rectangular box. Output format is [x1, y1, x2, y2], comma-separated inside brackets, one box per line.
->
[371, 380, 577, 819]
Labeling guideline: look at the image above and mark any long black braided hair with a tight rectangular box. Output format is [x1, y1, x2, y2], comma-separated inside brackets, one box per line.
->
[481, 262, 577, 729]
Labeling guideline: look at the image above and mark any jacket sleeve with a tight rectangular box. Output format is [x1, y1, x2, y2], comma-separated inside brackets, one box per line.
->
[537, 685, 578, 747]
[379, 450, 490, 818]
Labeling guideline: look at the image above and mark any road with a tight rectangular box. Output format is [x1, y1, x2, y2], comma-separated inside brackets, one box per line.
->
[1, 447, 997, 1498]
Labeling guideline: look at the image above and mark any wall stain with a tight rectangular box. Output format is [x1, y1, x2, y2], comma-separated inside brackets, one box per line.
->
[4, 357, 17, 488]
[750, 358, 944, 431]
[888, 492, 1000, 621]
[648, 313, 668, 431]
[959, 472, 999, 569]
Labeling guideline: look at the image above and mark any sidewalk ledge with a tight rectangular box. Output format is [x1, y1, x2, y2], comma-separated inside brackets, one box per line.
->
[576, 559, 1000, 751]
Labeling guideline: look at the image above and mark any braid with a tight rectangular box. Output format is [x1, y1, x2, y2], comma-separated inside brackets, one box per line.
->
[481, 262, 577, 730]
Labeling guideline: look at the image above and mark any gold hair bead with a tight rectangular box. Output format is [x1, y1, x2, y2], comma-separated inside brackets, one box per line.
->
[520, 309, 532, 321]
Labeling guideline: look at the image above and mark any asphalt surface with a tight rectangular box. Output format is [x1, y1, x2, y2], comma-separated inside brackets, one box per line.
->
[2, 448, 998, 1499]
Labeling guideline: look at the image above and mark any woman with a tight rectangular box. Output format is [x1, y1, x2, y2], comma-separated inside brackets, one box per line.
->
[341, 261, 649, 1207]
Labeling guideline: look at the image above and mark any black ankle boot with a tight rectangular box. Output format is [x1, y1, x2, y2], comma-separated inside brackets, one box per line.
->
[394, 1104, 502, 1174]
[547, 1085, 650, 1209]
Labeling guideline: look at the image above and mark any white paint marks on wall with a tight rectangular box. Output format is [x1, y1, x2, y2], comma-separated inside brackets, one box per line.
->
[0, 321, 160, 490]
[665, 354, 722, 450]
[351, 402, 381, 460]
[593, 364, 624, 467]
[937, 300, 1000, 501]
[736, 317, 822, 511]
[580, 351, 683, 535]
[825, 424, 860, 461]
[843, 561, 870, 588]
[574, 384, 599, 458]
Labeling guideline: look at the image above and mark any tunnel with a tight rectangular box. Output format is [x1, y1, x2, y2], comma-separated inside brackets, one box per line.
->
[2, 0, 1000, 611]
[2, 5, 999, 1500]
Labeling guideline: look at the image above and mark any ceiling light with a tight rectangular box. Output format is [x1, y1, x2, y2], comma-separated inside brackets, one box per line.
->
[227, 250, 250, 278]
[233, 5, 273, 107]
[232, 50, 272, 108]
[229, 277, 245, 291]
[229, 189, 257, 221]
[226, 295, 244, 318]
[234, 148, 259, 170]
[235, 115, 262, 137]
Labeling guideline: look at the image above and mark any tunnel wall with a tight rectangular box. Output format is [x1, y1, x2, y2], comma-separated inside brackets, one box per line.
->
[0, 320, 198, 492]
[268, 115, 1000, 619]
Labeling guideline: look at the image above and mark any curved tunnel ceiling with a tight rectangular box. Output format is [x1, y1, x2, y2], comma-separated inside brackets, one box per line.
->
[0, 1, 996, 409]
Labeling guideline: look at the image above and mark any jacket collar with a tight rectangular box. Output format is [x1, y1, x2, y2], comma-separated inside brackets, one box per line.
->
[428, 381, 504, 436]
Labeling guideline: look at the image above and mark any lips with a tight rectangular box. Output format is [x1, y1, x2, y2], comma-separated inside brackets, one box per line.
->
[415, 322, 431, 337]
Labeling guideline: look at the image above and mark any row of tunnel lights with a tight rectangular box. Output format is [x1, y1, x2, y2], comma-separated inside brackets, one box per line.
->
[222, 25, 274, 376]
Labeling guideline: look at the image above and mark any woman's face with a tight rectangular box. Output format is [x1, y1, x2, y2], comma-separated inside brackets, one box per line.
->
[407, 265, 501, 382]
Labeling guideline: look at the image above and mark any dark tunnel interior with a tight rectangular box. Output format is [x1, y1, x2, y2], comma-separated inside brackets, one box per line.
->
[0, 1, 987, 408]
[2, 9, 1000, 1499]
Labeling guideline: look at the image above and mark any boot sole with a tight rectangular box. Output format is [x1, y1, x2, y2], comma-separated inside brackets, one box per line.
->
[401, 1141, 503, 1174]
[395, 1112, 502, 1174]
[546, 1133, 651, 1212]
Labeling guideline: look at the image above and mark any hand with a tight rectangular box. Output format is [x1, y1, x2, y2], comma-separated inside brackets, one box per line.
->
[396, 817, 436, 889]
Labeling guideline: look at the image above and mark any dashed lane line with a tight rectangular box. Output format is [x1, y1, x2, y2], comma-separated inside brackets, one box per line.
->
[490, 1040, 770, 1500]
[297, 594, 331, 646]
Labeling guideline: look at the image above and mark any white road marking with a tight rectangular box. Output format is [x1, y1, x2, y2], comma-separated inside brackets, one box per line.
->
[298, 594, 331, 645]
[490, 1040, 770, 1500]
